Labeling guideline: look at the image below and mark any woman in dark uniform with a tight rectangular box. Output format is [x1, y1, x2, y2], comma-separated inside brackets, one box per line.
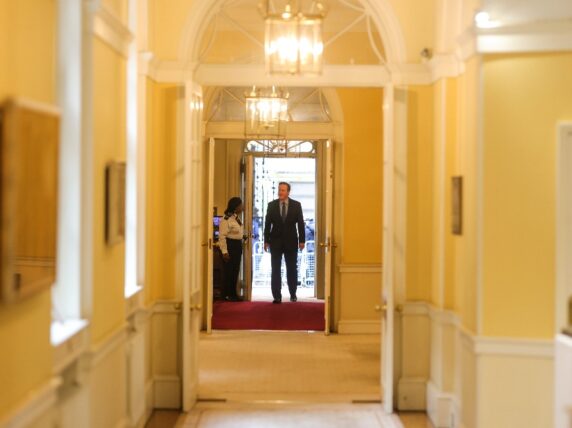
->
[218, 197, 244, 301]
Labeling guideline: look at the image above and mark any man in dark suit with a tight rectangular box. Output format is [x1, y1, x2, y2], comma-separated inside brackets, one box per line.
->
[264, 182, 305, 303]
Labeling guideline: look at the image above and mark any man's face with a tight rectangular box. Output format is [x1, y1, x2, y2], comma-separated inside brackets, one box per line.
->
[278, 184, 289, 201]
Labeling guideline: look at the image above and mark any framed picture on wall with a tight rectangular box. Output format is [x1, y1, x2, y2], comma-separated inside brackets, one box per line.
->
[0, 98, 60, 304]
[452, 176, 463, 235]
[105, 161, 126, 245]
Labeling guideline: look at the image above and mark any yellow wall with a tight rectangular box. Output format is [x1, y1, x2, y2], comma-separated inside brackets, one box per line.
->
[145, 81, 179, 302]
[91, 38, 127, 344]
[103, 0, 128, 25]
[148, 0, 434, 65]
[388, 0, 436, 62]
[482, 53, 572, 338]
[148, 0, 193, 60]
[337, 88, 383, 265]
[0, 292, 52, 418]
[406, 85, 434, 301]
[0, 1, 56, 103]
[0, 0, 56, 418]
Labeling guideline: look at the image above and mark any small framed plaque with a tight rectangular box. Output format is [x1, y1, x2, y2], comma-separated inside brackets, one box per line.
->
[452, 176, 463, 235]
[105, 161, 126, 245]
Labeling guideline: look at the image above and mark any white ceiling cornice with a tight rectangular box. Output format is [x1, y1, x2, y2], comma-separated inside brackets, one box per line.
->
[91, 2, 133, 58]
[195, 64, 392, 87]
[140, 59, 475, 87]
[475, 19, 572, 54]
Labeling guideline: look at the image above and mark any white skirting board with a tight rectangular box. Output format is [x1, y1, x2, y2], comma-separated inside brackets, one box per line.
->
[153, 376, 182, 409]
[397, 377, 427, 410]
[150, 300, 182, 409]
[427, 381, 454, 428]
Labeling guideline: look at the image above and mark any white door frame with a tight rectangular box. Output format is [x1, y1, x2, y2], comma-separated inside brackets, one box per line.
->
[556, 122, 572, 332]
[187, 84, 401, 414]
[172, 0, 408, 415]
[381, 84, 395, 413]
[181, 79, 204, 411]
[206, 137, 215, 333]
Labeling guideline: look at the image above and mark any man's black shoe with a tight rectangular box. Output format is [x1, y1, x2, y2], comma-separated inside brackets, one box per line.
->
[272, 299, 281, 304]
[290, 297, 297, 302]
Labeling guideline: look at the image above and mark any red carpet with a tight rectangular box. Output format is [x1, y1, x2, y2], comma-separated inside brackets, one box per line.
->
[212, 301, 325, 331]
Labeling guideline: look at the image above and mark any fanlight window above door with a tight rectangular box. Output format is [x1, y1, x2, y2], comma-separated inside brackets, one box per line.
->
[246, 139, 316, 155]
[206, 87, 332, 123]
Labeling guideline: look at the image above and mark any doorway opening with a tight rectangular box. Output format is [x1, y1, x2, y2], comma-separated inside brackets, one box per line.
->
[248, 156, 317, 302]
[207, 138, 332, 332]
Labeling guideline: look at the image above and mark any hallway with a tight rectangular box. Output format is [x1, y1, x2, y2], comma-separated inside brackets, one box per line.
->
[3, 1, 572, 427]
[198, 331, 380, 402]
[146, 332, 433, 428]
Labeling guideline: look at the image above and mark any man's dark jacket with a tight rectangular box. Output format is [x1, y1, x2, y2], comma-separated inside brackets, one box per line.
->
[264, 198, 305, 251]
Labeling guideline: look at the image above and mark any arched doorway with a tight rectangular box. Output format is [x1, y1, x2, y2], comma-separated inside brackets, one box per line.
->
[175, 0, 408, 413]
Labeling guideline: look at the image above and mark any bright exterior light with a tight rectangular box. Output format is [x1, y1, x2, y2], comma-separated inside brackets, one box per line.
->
[474, 11, 499, 29]
[263, 1, 325, 75]
[245, 87, 289, 139]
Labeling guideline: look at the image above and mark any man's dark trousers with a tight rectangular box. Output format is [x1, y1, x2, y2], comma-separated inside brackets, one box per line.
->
[270, 246, 297, 300]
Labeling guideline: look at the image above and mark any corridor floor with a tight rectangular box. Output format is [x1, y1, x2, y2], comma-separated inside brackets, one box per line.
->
[146, 331, 434, 427]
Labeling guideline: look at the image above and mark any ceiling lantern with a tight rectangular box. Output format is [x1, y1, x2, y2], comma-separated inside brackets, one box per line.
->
[262, 1, 326, 75]
[244, 86, 289, 139]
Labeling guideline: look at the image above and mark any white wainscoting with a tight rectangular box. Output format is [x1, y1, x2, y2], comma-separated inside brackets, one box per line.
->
[555, 334, 572, 428]
[399, 302, 555, 428]
[126, 308, 152, 428]
[337, 264, 382, 334]
[0, 378, 61, 428]
[150, 301, 182, 409]
[426, 306, 457, 427]
[81, 324, 129, 428]
[397, 303, 430, 411]
[0, 299, 183, 428]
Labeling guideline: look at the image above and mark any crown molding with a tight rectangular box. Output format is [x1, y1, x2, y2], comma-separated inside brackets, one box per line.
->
[142, 56, 471, 86]
[476, 19, 572, 53]
[92, 2, 133, 57]
[429, 54, 463, 82]
[205, 121, 335, 140]
[457, 27, 478, 62]
[138, 51, 156, 79]
[388, 63, 432, 85]
[195, 64, 391, 87]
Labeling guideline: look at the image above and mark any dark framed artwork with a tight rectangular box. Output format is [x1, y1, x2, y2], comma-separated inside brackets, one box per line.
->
[105, 161, 126, 245]
[452, 176, 463, 235]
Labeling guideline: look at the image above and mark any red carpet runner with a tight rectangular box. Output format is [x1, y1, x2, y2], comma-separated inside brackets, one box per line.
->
[212, 301, 325, 331]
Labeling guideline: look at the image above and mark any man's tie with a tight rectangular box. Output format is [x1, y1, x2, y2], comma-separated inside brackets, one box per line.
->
[281, 202, 286, 222]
